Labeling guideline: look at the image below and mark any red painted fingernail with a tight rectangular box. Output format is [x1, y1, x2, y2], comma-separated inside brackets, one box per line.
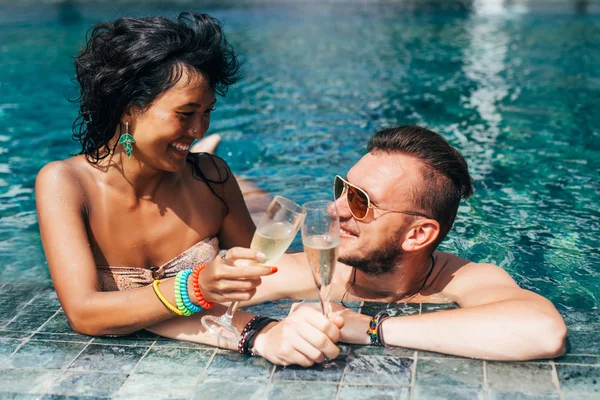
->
[271, 267, 278, 273]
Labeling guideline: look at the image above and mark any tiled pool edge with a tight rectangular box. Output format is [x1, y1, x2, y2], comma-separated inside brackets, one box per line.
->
[0, 283, 598, 399]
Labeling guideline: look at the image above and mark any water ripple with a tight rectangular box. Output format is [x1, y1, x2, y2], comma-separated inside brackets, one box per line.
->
[0, 2, 598, 309]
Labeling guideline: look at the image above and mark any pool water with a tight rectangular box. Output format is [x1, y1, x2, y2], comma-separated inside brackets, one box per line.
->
[0, 1, 598, 312]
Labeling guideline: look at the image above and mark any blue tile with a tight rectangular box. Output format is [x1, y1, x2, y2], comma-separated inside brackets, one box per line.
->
[487, 392, 560, 399]
[0, 293, 34, 319]
[338, 385, 410, 399]
[135, 347, 212, 376]
[272, 354, 347, 382]
[567, 331, 600, 355]
[205, 351, 272, 382]
[417, 350, 456, 359]
[91, 337, 155, 347]
[559, 309, 600, 332]
[557, 364, 600, 394]
[343, 355, 413, 385]
[91, 330, 158, 346]
[0, 394, 44, 399]
[7, 340, 87, 369]
[69, 344, 149, 373]
[4, 311, 57, 332]
[562, 394, 600, 399]
[486, 362, 556, 394]
[30, 288, 62, 311]
[348, 343, 415, 357]
[413, 385, 484, 399]
[421, 303, 459, 313]
[416, 358, 484, 388]
[38, 313, 76, 334]
[0, 330, 31, 339]
[31, 333, 91, 342]
[0, 369, 62, 395]
[0, 337, 21, 363]
[46, 371, 128, 397]
[192, 379, 267, 399]
[361, 302, 420, 317]
[242, 300, 296, 319]
[153, 338, 215, 350]
[338, 300, 362, 313]
[0, 284, 49, 295]
[43, 395, 110, 400]
[114, 373, 195, 399]
[556, 355, 600, 365]
[267, 381, 337, 400]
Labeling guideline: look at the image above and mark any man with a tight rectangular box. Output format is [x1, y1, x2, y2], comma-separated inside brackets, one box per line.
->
[250, 125, 567, 361]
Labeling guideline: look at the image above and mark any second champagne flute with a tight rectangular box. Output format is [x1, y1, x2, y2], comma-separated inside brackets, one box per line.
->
[201, 196, 305, 342]
[301, 200, 340, 316]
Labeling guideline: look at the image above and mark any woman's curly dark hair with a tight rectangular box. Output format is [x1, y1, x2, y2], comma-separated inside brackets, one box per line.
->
[72, 12, 242, 210]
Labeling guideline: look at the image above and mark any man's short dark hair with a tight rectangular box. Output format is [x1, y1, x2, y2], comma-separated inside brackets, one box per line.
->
[367, 125, 473, 246]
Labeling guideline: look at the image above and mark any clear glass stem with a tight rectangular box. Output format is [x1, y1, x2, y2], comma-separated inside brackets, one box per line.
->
[224, 300, 240, 321]
[317, 284, 332, 316]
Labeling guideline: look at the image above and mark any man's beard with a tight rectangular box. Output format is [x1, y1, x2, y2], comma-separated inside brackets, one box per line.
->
[338, 226, 405, 277]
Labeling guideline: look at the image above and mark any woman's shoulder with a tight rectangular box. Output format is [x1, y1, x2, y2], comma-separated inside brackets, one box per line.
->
[35, 156, 90, 196]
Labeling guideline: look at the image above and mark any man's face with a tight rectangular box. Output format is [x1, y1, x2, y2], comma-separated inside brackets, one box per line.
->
[336, 151, 425, 276]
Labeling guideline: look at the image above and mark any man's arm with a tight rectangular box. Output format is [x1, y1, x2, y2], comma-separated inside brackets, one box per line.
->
[324, 258, 567, 361]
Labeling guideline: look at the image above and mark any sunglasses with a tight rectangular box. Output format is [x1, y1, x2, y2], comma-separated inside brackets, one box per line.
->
[333, 175, 432, 221]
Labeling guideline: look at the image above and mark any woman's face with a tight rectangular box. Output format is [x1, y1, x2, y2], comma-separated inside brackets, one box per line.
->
[126, 68, 216, 172]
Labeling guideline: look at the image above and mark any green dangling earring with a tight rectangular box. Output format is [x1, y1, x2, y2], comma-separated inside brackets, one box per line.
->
[119, 121, 135, 157]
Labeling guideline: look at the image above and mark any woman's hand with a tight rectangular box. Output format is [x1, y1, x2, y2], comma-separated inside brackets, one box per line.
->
[253, 306, 344, 367]
[197, 247, 276, 303]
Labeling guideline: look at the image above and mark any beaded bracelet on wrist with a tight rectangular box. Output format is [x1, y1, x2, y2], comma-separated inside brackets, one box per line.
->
[174, 270, 193, 316]
[238, 316, 279, 355]
[179, 269, 202, 314]
[238, 316, 261, 354]
[192, 264, 215, 309]
[376, 312, 391, 347]
[367, 311, 390, 346]
[245, 317, 278, 356]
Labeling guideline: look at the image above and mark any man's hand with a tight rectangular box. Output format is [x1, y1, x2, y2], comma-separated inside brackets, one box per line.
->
[253, 306, 344, 367]
[290, 302, 371, 345]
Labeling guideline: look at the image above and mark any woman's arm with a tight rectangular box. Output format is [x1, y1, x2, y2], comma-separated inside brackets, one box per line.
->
[147, 303, 344, 367]
[35, 161, 268, 336]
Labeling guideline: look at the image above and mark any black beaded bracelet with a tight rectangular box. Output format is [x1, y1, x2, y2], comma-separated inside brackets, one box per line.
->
[238, 316, 278, 356]
[244, 317, 278, 356]
[238, 316, 260, 354]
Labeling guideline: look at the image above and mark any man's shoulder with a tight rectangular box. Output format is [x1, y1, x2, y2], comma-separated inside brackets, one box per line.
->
[430, 251, 518, 299]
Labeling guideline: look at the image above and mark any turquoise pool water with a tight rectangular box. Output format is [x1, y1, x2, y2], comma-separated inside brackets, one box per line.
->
[0, 1, 598, 312]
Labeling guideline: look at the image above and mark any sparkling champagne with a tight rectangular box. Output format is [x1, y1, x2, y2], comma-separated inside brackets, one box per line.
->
[250, 221, 296, 264]
[303, 234, 339, 288]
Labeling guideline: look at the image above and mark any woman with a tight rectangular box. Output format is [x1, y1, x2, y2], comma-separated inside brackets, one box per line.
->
[35, 12, 342, 366]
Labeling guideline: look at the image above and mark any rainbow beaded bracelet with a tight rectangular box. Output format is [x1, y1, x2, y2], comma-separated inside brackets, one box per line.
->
[174, 269, 193, 316]
[179, 269, 202, 314]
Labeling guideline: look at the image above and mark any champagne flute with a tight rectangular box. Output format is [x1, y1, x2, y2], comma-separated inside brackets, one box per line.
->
[301, 200, 340, 317]
[201, 196, 305, 342]
[302, 200, 340, 367]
